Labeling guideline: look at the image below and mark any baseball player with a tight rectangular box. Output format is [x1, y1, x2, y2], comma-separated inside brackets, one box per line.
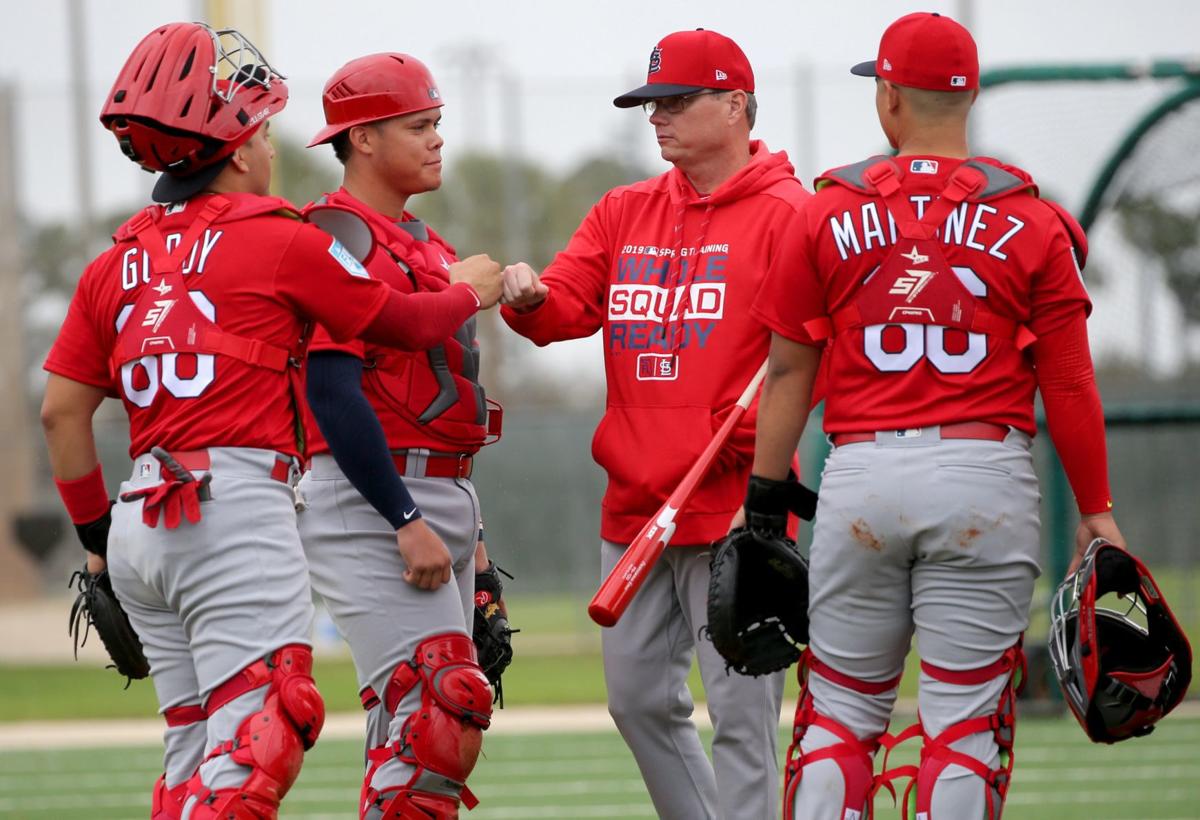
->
[41, 24, 500, 820]
[748, 13, 1126, 819]
[295, 53, 501, 819]
[500, 29, 810, 820]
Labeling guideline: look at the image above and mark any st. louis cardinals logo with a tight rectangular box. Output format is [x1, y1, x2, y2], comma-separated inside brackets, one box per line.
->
[648, 46, 662, 75]
[141, 299, 177, 333]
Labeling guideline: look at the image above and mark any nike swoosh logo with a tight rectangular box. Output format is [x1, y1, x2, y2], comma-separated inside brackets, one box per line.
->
[403, 508, 418, 520]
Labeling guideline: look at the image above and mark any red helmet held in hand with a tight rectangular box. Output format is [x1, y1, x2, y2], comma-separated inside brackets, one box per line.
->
[100, 22, 288, 176]
[308, 53, 442, 147]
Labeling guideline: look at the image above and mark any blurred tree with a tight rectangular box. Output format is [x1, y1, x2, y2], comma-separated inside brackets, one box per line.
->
[1116, 197, 1200, 323]
[271, 135, 340, 206]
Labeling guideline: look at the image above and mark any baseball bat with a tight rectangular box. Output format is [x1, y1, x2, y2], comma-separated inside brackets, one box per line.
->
[588, 359, 769, 627]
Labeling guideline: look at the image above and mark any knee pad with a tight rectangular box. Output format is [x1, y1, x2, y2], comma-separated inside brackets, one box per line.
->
[362, 633, 493, 819]
[187, 645, 326, 819]
[783, 650, 901, 819]
[912, 643, 1025, 820]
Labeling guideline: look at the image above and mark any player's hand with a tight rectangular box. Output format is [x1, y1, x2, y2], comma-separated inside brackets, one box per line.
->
[449, 254, 503, 310]
[500, 263, 549, 310]
[86, 550, 106, 576]
[1068, 512, 1127, 576]
[396, 519, 453, 590]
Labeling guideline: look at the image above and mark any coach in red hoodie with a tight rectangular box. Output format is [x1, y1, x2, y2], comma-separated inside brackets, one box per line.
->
[501, 29, 810, 820]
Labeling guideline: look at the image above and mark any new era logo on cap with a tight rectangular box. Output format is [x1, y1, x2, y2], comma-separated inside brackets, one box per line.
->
[850, 12, 979, 92]
[715, 69, 728, 80]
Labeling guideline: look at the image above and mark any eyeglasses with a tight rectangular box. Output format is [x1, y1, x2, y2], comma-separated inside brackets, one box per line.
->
[642, 90, 725, 117]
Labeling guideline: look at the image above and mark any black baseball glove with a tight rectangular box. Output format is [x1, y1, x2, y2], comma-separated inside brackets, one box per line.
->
[473, 561, 517, 707]
[69, 567, 150, 685]
[706, 527, 810, 676]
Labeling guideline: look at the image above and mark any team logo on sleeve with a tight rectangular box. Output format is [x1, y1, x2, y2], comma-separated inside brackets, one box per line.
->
[327, 237, 369, 278]
[637, 353, 679, 381]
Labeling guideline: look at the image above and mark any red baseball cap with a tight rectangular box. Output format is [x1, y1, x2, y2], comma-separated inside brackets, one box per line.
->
[613, 29, 754, 108]
[851, 12, 979, 92]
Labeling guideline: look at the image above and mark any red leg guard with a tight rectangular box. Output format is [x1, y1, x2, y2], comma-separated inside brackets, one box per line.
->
[783, 650, 903, 820]
[152, 773, 190, 820]
[912, 643, 1026, 820]
[186, 645, 326, 819]
[153, 703, 207, 820]
[361, 634, 493, 819]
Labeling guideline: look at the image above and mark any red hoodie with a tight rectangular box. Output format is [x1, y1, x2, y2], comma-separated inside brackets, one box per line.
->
[502, 141, 810, 544]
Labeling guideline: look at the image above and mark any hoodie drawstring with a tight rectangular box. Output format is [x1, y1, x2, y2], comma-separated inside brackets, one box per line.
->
[661, 200, 715, 354]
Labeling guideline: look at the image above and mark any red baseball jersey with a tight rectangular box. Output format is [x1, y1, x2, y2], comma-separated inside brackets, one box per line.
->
[302, 188, 488, 456]
[502, 142, 811, 544]
[753, 155, 1091, 436]
[45, 193, 392, 459]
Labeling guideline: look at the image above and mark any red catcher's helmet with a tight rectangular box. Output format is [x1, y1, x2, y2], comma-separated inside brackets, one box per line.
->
[308, 53, 442, 147]
[1049, 540, 1192, 743]
[100, 22, 288, 176]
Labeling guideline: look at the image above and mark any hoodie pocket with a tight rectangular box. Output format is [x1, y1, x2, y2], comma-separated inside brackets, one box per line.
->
[592, 404, 736, 517]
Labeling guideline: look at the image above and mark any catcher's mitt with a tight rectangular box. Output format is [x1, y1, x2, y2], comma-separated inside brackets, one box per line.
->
[69, 567, 150, 685]
[706, 527, 809, 676]
[473, 561, 517, 706]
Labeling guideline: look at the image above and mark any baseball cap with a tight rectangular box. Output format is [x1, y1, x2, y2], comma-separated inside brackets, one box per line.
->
[151, 156, 230, 204]
[850, 12, 979, 91]
[613, 29, 754, 108]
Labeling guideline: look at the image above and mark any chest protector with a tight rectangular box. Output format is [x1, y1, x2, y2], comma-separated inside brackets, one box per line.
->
[804, 158, 1041, 351]
[305, 192, 500, 452]
[110, 196, 311, 439]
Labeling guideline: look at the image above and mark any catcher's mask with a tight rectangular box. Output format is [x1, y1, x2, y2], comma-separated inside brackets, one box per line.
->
[100, 22, 287, 178]
[308, 53, 443, 147]
[1048, 539, 1192, 743]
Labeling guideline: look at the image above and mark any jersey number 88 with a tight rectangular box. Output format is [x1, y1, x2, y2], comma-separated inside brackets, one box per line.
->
[114, 292, 217, 407]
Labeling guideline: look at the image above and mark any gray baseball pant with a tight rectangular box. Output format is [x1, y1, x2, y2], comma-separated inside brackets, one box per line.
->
[790, 428, 1039, 820]
[601, 540, 786, 820]
[297, 454, 480, 814]
[106, 447, 313, 818]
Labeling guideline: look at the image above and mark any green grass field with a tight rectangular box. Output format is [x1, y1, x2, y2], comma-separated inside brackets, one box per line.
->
[1, 716, 1197, 819]
[2, 589, 1198, 817]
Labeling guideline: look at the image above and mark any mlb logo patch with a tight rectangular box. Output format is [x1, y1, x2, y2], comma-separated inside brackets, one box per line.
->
[428, 87, 440, 100]
[139, 463, 152, 478]
[327, 238, 369, 279]
[950, 75, 967, 87]
[637, 353, 678, 381]
[910, 159, 939, 175]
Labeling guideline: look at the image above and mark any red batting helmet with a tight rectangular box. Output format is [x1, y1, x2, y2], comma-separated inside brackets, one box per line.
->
[100, 22, 287, 176]
[308, 53, 443, 147]
[1049, 539, 1192, 744]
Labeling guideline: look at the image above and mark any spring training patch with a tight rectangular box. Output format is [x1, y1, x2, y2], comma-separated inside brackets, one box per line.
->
[328, 237, 369, 279]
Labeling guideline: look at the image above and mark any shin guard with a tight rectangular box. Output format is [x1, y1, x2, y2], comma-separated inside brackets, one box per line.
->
[909, 643, 1026, 820]
[783, 650, 902, 819]
[362, 633, 493, 819]
[186, 645, 326, 819]
[153, 703, 206, 820]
